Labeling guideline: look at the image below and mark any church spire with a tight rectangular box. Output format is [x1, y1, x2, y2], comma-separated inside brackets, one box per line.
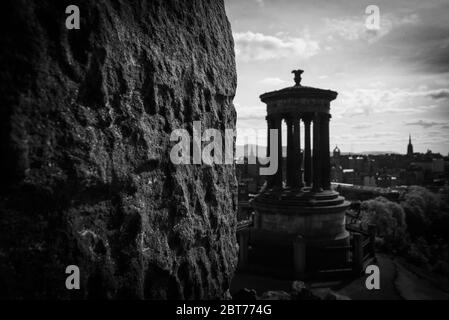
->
[407, 133, 413, 156]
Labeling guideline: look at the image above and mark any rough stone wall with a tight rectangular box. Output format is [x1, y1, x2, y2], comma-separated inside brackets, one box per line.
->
[0, 0, 238, 299]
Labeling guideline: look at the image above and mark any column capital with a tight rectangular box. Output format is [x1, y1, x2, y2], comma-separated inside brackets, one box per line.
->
[302, 115, 312, 124]
[291, 113, 301, 121]
[285, 116, 295, 125]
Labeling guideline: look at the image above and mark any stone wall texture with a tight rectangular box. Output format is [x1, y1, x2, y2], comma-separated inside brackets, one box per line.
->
[0, 0, 238, 299]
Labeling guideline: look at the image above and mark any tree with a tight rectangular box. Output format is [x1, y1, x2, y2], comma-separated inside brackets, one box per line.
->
[361, 197, 408, 252]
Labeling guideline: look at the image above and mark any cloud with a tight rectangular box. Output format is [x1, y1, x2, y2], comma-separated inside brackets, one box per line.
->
[427, 89, 449, 100]
[379, 5, 449, 74]
[334, 87, 447, 117]
[351, 123, 373, 130]
[405, 120, 447, 128]
[333, 131, 403, 144]
[350, 121, 384, 130]
[259, 77, 288, 86]
[233, 31, 319, 61]
[234, 103, 265, 121]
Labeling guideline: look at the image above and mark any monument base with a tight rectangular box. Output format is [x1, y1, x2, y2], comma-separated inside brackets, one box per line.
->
[249, 188, 351, 278]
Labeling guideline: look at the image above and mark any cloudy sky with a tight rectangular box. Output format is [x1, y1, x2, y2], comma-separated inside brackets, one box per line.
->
[224, 0, 449, 155]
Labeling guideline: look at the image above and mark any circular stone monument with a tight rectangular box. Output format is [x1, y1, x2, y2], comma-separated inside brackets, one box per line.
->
[250, 69, 350, 277]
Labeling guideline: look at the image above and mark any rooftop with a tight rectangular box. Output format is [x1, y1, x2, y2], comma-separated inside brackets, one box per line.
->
[260, 69, 338, 103]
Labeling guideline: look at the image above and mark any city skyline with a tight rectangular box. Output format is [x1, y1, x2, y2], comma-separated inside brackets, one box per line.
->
[225, 0, 449, 155]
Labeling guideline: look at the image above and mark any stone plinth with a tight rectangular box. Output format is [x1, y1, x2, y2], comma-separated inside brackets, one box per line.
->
[251, 188, 350, 275]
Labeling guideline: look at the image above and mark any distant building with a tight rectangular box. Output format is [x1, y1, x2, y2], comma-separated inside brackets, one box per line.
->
[343, 169, 356, 184]
[327, 135, 448, 190]
[407, 134, 414, 156]
[363, 176, 376, 187]
[333, 145, 341, 158]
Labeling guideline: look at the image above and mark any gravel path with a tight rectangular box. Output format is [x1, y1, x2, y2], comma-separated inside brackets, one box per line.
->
[231, 254, 449, 300]
[394, 261, 449, 300]
[337, 254, 403, 300]
[338, 254, 449, 300]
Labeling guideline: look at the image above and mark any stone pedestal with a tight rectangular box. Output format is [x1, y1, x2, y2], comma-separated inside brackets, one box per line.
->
[293, 235, 306, 278]
[251, 189, 350, 276]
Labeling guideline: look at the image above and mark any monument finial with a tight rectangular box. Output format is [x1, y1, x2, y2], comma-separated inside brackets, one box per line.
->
[292, 69, 304, 86]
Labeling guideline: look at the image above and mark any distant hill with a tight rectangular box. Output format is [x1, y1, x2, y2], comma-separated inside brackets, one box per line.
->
[236, 144, 286, 158]
[236, 145, 400, 158]
[333, 151, 401, 156]
[357, 151, 401, 155]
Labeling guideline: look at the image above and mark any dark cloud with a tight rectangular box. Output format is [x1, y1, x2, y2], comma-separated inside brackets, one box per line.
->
[419, 44, 449, 74]
[428, 89, 449, 100]
[405, 120, 447, 128]
[378, 1, 449, 74]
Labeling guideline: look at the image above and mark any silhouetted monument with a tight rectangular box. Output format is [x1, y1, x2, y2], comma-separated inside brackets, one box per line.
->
[251, 70, 350, 278]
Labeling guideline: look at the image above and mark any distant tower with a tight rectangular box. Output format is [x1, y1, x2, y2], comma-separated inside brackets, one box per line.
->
[407, 134, 414, 156]
[333, 145, 341, 158]
[333, 145, 341, 167]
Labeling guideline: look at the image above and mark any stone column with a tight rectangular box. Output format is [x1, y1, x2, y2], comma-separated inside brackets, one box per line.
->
[274, 116, 283, 189]
[266, 116, 272, 157]
[303, 117, 312, 187]
[293, 114, 302, 188]
[320, 114, 331, 190]
[286, 117, 295, 187]
[312, 113, 322, 192]
[266, 115, 274, 188]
